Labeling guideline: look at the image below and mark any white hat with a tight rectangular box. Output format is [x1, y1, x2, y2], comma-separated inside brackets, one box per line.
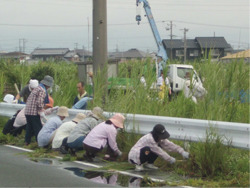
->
[72, 113, 86, 123]
[29, 79, 39, 89]
[3, 94, 14, 103]
[57, 106, 69, 117]
[91, 107, 104, 120]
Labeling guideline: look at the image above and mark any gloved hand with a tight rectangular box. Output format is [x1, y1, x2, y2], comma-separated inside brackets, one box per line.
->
[182, 151, 189, 159]
[116, 150, 122, 157]
[39, 111, 48, 121]
[12, 99, 18, 104]
[169, 157, 176, 164]
[52, 106, 59, 112]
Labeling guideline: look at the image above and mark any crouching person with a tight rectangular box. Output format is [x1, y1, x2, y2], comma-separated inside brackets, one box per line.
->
[37, 106, 69, 148]
[128, 124, 189, 171]
[83, 113, 125, 162]
[67, 107, 104, 153]
[52, 113, 86, 153]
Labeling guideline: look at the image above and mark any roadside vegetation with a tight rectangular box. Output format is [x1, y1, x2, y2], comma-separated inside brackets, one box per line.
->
[0, 58, 249, 187]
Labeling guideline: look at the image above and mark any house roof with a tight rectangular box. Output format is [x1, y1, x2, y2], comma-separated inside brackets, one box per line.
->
[195, 37, 230, 48]
[75, 49, 92, 57]
[162, 39, 199, 49]
[31, 48, 69, 56]
[221, 49, 250, 59]
[0, 51, 28, 58]
[109, 48, 147, 59]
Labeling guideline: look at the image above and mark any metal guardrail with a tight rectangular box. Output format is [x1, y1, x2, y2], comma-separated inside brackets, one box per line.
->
[0, 102, 249, 149]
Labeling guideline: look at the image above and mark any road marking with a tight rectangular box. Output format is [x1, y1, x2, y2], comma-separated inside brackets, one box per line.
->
[5, 145, 33, 152]
[4, 144, 178, 184]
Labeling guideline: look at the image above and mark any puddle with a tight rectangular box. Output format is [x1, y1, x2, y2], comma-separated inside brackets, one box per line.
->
[30, 158, 54, 165]
[64, 167, 171, 187]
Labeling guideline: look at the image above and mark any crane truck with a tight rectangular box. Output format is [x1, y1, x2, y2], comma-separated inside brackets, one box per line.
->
[136, 0, 206, 98]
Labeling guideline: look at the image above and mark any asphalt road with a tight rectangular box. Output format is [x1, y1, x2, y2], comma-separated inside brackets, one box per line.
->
[0, 145, 114, 187]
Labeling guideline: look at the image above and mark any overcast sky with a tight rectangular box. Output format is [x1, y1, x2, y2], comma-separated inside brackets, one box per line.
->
[0, 0, 249, 53]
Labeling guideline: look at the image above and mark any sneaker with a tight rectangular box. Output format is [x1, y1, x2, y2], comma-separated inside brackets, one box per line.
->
[135, 165, 144, 171]
[59, 145, 68, 154]
[144, 163, 158, 169]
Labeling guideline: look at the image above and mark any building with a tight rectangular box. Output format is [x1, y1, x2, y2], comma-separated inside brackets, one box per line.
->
[64, 49, 92, 62]
[221, 49, 250, 63]
[109, 48, 150, 62]
[163, 37, 231, 61]
[31, 48, 70, 61]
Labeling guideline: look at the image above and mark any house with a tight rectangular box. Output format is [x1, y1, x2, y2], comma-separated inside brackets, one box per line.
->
[0, 51, 28, 60]
[221, 49, 250, 63]
[31, 48, 70, 61]
[163, 37, 231, 61]
[0, 51, 29, 63]
[109, 48, 150, 62]
[64, 49, 92, 62]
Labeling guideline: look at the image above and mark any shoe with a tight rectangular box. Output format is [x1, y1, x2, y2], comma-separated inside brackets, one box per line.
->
[144, 163, 158, 169]
[83, 154, 93, 162]
[102, 154, 117, 161]
[135, 165, 144, 171]
[69, 148, 76, 156]
[59, 145, 68, 154]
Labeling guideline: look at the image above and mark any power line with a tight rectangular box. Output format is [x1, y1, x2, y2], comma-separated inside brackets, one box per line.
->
[0, 20, 248, 30]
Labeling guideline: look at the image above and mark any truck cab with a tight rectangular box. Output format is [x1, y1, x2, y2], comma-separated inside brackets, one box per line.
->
[167, 64, 203, 93]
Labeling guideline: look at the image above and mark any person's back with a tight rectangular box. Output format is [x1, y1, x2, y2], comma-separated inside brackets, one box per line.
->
[52, 121, 76, 149]
[38, 116, 62, 147]
[67, 116, 100, 144]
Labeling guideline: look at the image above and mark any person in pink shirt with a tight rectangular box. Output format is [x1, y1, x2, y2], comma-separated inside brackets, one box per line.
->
[83, 113, 125, 162]
[128, 124, 189, 171]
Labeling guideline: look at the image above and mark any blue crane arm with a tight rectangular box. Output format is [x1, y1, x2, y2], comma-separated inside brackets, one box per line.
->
[136, 0, 168, 63]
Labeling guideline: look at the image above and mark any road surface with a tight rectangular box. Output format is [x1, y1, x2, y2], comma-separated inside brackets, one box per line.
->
[0, 145, 114, 187]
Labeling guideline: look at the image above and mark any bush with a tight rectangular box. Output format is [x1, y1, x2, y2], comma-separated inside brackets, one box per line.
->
[30, 63, 55, 82]
[190, 127, 231, 177]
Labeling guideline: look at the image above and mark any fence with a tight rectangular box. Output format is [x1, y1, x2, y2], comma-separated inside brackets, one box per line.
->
[0, 102, 249, 149]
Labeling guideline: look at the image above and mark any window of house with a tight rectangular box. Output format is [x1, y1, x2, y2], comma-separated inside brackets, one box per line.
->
[189, 49, 199, 57]
[176, 50, 184, 56]
[210, 49, 220, 57]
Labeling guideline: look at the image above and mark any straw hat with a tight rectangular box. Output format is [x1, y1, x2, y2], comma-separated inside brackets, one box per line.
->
[41, 75, 54, 87]
[3, 94, 14, 103]
[57, 106, 69, 117]
[91, 107, 104, 120]
[109, 113, 125, 129]
[29, 79, 39, 89]
[72, 113, 86, 123]
[45, 96, 54, 108]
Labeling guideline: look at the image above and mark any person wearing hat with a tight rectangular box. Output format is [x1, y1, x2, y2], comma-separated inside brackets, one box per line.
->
[24, 75, 54, 145]
[13, 79, 39, 104]
[128, 124, 189, 171]
[52, 113, 86, 152]
[37, 106, 69, 147]
[67, 107, 105, 152]
[83, 113, 125, 162]
[3, 94, 15, 103]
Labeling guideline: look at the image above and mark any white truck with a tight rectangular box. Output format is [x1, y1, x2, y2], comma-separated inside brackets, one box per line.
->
[166, 64, 206, 102]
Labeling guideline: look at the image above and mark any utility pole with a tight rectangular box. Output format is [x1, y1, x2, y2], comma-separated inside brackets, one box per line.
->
[93, 0, 107, 74]
[166, 21, 174, 60]
[87, 17, 90, 53]
[19, 38, 26, 53]
[22, 39, 26, 53]
[19, 39, 22, 53]
[181, 28, 189, 64]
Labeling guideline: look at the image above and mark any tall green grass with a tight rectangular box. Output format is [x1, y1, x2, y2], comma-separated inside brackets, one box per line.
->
[0, 58, 249, 123]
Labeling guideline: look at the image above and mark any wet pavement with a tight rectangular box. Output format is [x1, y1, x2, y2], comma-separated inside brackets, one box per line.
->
[3, 145, 188, 187]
